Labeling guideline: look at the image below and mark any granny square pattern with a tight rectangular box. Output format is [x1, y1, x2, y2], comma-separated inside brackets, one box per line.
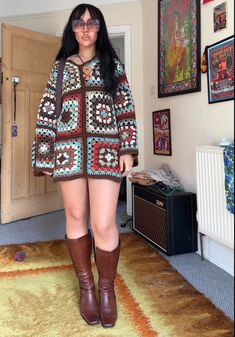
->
[37, 91, 56, 128]
[87, 137, 121, 178]
[85, 91, 118, 135]
[62, 62, 82, 93]
[118, 119, 138, 151]
[57, 93, 83, 137]
[115, 79, 135, 116]
[84, 61, 105, 87]
[53, 138, 83, 179]
[32, 58, 138, 182]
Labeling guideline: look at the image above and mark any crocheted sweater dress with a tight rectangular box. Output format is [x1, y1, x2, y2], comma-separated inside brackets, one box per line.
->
[32, 57, 138, 182]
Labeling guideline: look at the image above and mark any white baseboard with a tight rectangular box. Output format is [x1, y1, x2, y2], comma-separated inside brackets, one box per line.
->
[197, 235, 234, 276]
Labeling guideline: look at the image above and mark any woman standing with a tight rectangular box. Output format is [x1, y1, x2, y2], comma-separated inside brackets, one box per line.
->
[32, 3, 138, 328]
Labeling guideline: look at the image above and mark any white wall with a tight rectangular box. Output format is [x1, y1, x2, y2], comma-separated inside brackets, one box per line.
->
[141, 0, 234, 275]
[142, 0, 234, 192]
[0, 0, 137, 17]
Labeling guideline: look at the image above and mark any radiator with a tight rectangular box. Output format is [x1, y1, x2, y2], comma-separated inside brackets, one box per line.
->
[196, 145, 234, 249]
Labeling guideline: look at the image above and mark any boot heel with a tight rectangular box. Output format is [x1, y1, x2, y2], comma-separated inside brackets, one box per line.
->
[65, 232, 100, 325]
[95, 242, 120, 328]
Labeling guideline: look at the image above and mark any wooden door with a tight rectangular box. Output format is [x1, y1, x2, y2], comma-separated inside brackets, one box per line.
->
[1, 23, 63, 224]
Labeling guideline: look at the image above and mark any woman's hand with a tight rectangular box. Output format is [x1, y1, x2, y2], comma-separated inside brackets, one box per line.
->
[42, 171, 52, 176]
[120, 154, 133, 177]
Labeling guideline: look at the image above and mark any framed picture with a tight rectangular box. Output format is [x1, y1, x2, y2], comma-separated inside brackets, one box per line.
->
[152, 109, 172, 156]
[158, 0, 201, 97]
[207, 36, 234, 104]
[213, 2, 227, 32]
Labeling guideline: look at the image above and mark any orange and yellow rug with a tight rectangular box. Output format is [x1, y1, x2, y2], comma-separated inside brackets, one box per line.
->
[0, 232, 233, 337]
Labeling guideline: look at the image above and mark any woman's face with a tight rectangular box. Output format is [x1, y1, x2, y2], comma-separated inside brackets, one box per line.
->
[73, 9, 99, 49]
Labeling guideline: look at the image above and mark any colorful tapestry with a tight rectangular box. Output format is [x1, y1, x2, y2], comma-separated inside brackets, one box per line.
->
[223, 143, 234, 214]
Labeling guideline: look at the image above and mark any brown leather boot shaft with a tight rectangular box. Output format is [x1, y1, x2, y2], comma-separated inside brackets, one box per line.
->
[95, 242, 120, 328]
[65, 232, 99, 325]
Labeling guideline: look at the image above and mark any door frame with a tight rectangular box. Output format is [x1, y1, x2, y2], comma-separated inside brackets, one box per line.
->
[108, 25, 132, 216]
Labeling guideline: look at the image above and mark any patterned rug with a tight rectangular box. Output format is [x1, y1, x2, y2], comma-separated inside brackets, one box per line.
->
[0, 232, 233, 337]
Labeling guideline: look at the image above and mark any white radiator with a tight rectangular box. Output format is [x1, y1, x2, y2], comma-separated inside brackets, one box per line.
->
[196, 145, 234, 249]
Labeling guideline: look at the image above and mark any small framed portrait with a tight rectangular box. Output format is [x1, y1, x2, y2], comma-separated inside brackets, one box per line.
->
[152, 109, 172, 156]
[207, 36, 234, 104]
[213, 2, 227, 33]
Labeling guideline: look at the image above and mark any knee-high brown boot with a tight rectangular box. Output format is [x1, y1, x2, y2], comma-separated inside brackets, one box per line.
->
[65, 231, 99, 325]
[95, 242, 120, 328]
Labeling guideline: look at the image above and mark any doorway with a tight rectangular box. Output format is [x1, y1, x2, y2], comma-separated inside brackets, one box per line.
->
[110, 36, 125, 64]
[109, 26, 132, 214]
[110, 35, 126, 201]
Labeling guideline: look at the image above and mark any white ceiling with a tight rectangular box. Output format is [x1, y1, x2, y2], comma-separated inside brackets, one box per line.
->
[0, 0, 136, 18]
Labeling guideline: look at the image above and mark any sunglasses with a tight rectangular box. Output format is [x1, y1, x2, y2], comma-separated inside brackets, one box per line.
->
[72, 19, 100, 32]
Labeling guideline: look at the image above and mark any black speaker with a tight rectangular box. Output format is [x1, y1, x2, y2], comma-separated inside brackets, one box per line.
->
[132, 183, 198, 255]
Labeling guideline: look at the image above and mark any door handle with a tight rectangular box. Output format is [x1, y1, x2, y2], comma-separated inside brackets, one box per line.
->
[11, 76, 20, 137]
[12, 76, 20, 85]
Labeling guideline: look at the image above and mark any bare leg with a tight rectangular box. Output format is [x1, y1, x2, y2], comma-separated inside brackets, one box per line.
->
[88, 178, 121, 251]
[88, 178, 121, 328]
[59, 178, 89, 239]
[59, 178, 99, 325]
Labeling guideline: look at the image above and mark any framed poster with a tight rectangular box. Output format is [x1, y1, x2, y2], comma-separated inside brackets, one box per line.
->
[152, 109, 172, 156]
[207, 36, 234, 104]
[158, 0, 201, 97]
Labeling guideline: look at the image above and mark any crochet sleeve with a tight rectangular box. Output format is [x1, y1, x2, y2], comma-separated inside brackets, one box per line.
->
[32, 61, 60, 176]
[113, 60, 139, 167]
